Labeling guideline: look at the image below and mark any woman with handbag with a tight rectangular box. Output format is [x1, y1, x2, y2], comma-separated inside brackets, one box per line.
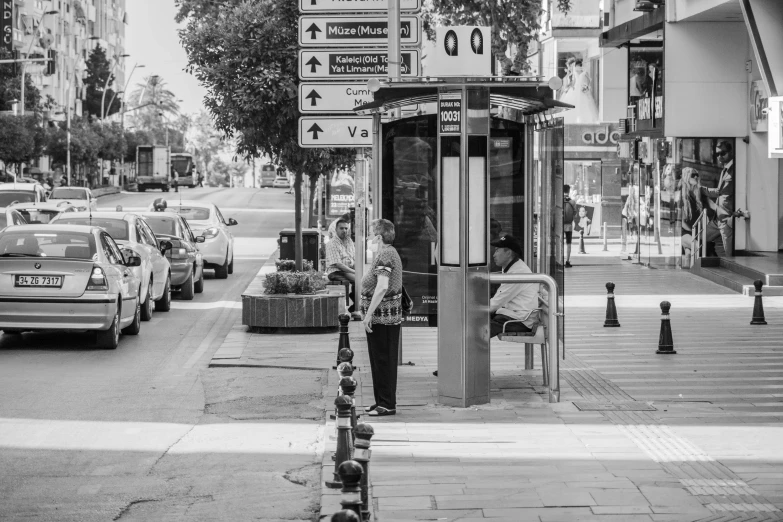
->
[361, 218, 404, 417]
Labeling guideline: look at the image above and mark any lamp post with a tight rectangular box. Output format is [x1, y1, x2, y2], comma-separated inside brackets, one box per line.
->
[102, 53, 130, 120]
[20, 10, 59, 117]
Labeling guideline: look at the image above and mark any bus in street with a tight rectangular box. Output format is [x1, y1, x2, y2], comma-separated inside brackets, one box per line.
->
[171, 153, 196, 188]
[259, 164, 276, 187]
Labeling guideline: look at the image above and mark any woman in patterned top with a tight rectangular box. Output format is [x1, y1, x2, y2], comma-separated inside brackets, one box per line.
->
[361, 218, 403, 417]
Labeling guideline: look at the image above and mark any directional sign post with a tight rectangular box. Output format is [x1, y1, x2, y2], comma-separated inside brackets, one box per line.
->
[299, 49, 420, 80]
[299, 116, 373, 148]
[299, 83, 372, 113]
[299, 15, 421, 47]
[300, 0, 421, 13]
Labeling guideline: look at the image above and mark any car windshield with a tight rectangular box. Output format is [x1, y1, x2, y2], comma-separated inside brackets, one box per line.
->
[144, 215, 179, 237]
[17, 209, 60, 224]
[0, 231, 96, 259]
[0, 192, 35, 206]
[50, 188, 87, 200]
[54, 218, 129, 240]
[169, 206, 211, 221]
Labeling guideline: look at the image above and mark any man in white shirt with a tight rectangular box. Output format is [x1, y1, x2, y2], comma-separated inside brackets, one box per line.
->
[489, 235, 541, 338]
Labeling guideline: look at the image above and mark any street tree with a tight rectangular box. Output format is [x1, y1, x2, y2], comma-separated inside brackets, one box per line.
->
[84, 45, 120, 119]
[177, 0, 354, 270]
[126, 75, 181, 147]
[0, 50, 44, 113]
[0, 114, 46, 174]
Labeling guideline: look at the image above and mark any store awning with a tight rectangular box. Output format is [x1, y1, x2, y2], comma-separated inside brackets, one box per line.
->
[600, 8, 665, 48]
[353, 79, 573, 116]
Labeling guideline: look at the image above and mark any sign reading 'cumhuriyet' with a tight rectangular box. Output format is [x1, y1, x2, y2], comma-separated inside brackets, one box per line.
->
[298, 82, 375, 114]
[299, 15, 421, 47]
[298, 116, 373, 148]
[299, 0, 421, 13]
[298, 49, 420, 80]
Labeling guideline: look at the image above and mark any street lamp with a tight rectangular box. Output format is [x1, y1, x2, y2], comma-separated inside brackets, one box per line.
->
[19, 10, 59, 116]
[101, 53, 130, 120]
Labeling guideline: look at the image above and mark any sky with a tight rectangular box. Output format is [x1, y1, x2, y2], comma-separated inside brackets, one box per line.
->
[125, 0, 207, 116]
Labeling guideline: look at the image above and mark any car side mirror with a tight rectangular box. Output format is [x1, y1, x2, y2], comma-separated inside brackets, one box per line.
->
[125, 254, 142, 267]
[195, 236, 206, 243]
[160, 240, 173, 253]
[228, 218, 238, 226]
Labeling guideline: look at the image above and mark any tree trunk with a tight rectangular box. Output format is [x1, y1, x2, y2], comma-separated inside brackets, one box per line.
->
[294, 170, 303, 271]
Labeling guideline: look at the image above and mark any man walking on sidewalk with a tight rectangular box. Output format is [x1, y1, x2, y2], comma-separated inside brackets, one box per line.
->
[564, 185, 577, 268]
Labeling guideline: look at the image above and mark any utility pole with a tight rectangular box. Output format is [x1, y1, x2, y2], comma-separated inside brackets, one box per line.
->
[388, 0, 401, 118]
[66, 82, 71, 186]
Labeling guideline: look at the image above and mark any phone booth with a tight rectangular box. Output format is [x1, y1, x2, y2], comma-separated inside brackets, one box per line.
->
[356, 78, 569, 407]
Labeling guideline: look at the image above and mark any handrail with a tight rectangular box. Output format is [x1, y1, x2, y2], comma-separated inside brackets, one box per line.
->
[691, 209, 708, 268]
[489, 273, 560, 403]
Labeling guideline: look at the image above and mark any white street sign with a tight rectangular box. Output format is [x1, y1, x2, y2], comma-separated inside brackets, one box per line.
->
[299, 83, 374, 113]
[300, 0, 421, 13]
[298, 49, 420, 80]
[299, 15, 421, 47]
[299, 116, 373, 148]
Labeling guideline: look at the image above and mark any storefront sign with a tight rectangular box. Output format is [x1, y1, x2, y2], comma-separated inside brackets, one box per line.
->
[2, 0, 14, 53]
[564, 123, 621, 159]
[438, 93, 461, 134]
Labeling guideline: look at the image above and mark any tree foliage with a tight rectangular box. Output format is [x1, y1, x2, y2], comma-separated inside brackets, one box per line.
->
[0, 114, 46, 167]
[126, 75, 183, 148]
[84, 45, 120, 119]
[0, 49, 44, 113]
[423, 0, 545, 74]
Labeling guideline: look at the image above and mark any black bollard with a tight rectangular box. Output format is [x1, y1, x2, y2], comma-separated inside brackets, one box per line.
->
[334, 313, 352, 369]
[331, 362, 355, 422]
[339, 376, 358, 440]
[337, 460, 364, 518]
[656, 301, 676, 354]
[339, 347, 356, 371]
[353, 423, 375, 520]
[750, 280, 768, 325]
[326, 395, 354, 489]
[603, 282, 621, 327]
[579, 230, 587, 254]
[331, 510, 360, 522]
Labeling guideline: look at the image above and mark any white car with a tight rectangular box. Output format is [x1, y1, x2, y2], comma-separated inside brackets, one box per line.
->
[11, 201, 77, 225]
[52, 212, 172, 320]
[150, 200, 236, 279]
[0, 207, 28, 230]
[0, 183, 48, 206]
[272, 175, 290, 188]
[47, 187, 98, 212]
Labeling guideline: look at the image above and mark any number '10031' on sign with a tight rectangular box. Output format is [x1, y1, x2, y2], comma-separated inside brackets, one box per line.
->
[439, 94, 462, 134]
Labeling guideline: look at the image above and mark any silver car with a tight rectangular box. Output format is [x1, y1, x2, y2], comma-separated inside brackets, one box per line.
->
[0, 225, 143, 349]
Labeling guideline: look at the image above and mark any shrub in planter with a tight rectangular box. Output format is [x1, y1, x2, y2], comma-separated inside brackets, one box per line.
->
[264, 270, 326, 295]
[276, 259, 314, 272]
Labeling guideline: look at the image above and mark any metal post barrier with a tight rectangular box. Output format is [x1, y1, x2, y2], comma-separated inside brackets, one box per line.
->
[489, 273, 560, 403]
[602, 222, 608, 251]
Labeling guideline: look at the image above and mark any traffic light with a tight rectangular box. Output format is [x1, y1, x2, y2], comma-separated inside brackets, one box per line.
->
[45, 50, 56, 76]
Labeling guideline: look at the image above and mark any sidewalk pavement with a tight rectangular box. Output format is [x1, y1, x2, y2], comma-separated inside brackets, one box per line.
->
[214, 258, 783, 522]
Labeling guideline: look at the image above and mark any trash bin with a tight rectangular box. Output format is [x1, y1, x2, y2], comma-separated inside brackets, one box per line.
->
[279, 228, 320, 268]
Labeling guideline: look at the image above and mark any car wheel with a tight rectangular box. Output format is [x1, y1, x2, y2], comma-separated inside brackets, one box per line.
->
[122, 295, 142, 335]
[214, 255, 229, 279]
[155, 275, 172, 311]
[194, 267, 204, 294]
[96, 303, 120, 350]
[163, 185, 170, 193]
[140, 280, 154, 321]
[180, 272, 195, 300]
[227, 255, 234, 275]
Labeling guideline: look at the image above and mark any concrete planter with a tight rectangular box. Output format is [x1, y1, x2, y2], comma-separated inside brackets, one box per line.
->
[242, 292, 340, 330]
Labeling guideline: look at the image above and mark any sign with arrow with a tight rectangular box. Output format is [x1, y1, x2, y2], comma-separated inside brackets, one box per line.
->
[298, 49, 420, 80]
[299, 82, 374, 113]
[299, 0, 421, 13]
[299, 15, 421, 47]
[299, 116, 373, 148]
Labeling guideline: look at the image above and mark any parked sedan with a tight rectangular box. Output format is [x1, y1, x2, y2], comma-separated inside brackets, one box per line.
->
[150, 200, 236, 279]
[0, 183, 48, 206]
[47, 187, 98, 212]
[140, 211, 205, 299]
[52, 212, 172, 320]
[11, 201, 77, 224]
[0, 225, 143, 349]
[272, 175, 290, 188]
[0, 207, 28, 231]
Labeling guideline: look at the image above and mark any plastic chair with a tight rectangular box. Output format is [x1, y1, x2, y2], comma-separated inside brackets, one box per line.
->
[496, 308, 549, 386]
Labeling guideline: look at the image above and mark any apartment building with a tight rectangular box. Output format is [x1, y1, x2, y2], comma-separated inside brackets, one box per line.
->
[5, 0, 127, 118]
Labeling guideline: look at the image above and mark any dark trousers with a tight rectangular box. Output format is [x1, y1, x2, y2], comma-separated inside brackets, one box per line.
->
[328, 271, 355, 312]
[366, 323, 401, 410]
[490, 313, 532, 339]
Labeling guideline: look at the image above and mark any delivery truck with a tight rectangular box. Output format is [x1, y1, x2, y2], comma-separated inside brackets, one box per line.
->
[136, 145, 171, 192]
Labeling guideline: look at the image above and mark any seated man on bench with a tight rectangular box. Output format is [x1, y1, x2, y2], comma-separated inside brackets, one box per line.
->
[326, 216, 357, 313]
[489, 235, 541, 338]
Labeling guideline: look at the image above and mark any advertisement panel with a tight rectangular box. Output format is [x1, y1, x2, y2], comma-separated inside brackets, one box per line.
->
[628, 46, 663, 132]
[2, 0, 14, 53]
[556, 50, 599, 124]
[328, 169, 354, 217]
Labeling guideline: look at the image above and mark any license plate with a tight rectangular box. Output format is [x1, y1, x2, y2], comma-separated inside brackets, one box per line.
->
[14, 275, 63, 288]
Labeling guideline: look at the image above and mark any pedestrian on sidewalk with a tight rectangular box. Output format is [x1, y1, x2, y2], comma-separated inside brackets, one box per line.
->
[361, 218, 403, 417]
[704, 140, 736, 256]
[564, 185, 576, 267]
[172, 170, 180, 193]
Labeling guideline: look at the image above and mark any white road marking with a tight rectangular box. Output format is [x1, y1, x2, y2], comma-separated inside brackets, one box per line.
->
[170, 301, 241, 310]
